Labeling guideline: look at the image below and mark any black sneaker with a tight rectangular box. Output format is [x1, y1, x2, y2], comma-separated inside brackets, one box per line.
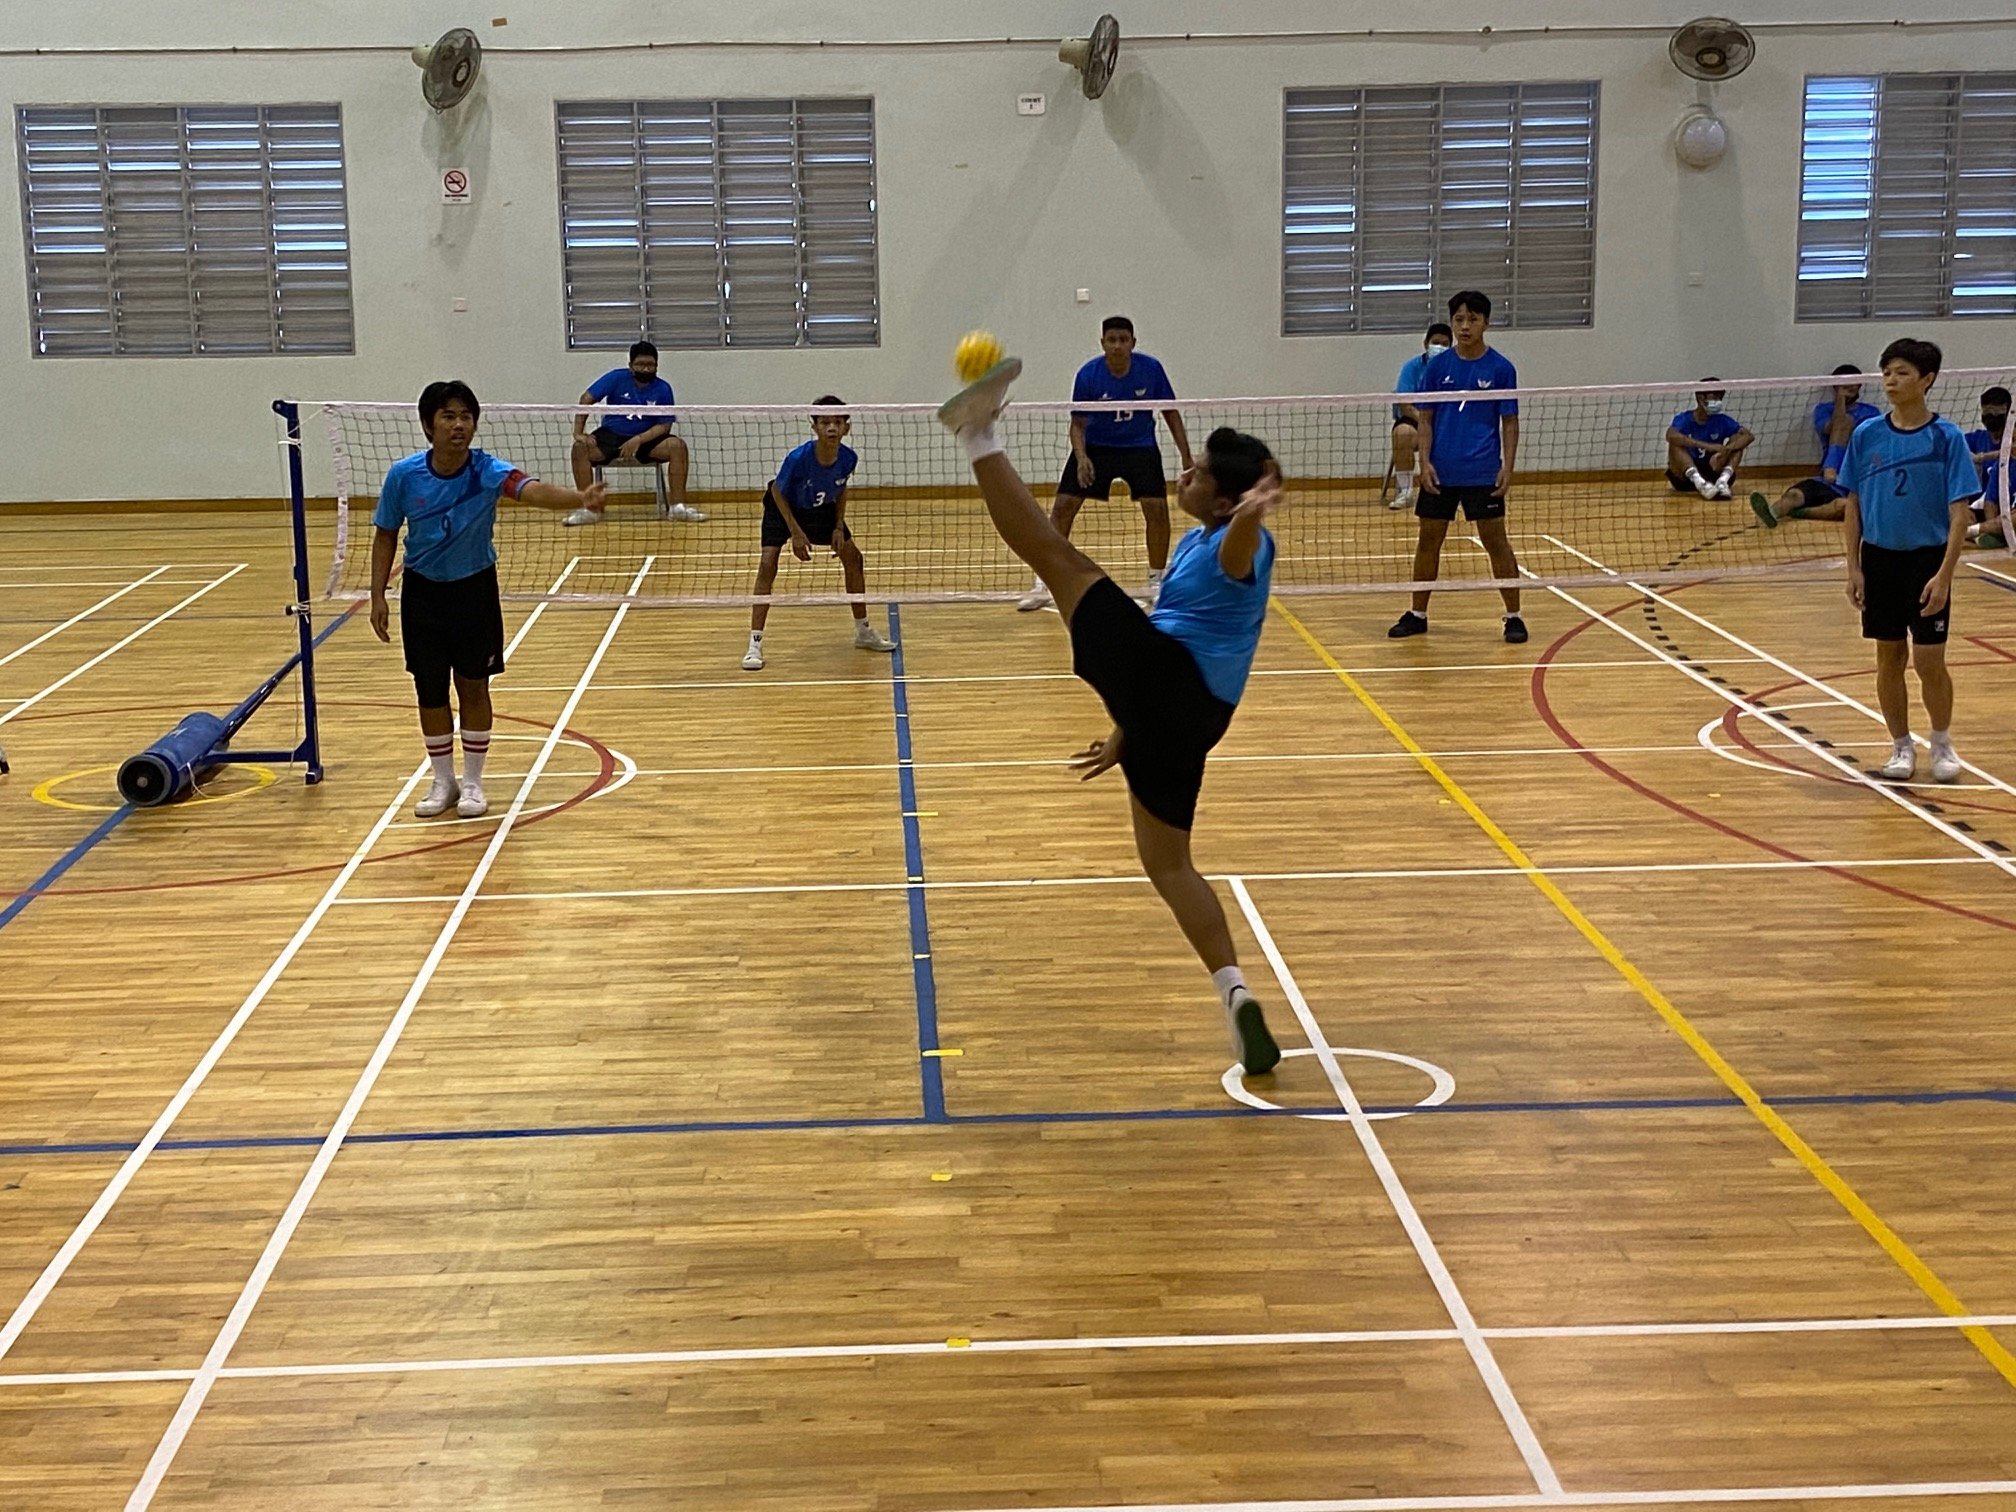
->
[1387, 610, 1428, 639]
[1229, 995, 1281, 1077]
[1503, 613, 1529, 645]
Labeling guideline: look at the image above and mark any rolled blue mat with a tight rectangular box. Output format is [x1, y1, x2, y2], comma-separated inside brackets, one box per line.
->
[116, 712, 230, 807]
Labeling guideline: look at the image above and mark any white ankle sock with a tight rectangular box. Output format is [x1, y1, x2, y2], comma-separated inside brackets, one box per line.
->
[749, 630, 764, 645]
[1894, 736, 1915, 754]
[1930, 728, 1953, 751]
[1716, 469, 1734, 485]
[1211, 965, 1248, 1009]
[460, 726, 490, 785]
[960, 425, 1003, 462]
[1687, 467, 1706, 484]
[1396, 470, 1414, 492]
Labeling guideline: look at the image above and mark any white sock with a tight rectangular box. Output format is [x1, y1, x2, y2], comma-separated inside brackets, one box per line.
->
[1687, 467, 1706, 485]
[1396, 470, 1414, 492]
[423, 732, 454, 787]
[460, 726, 490, 785]
[1211, 965, 1248, 1009]
[1716, 469, 1734, 486]
[749, 630, 764, 645]
[1930, 728, 1953, 751]
[959, 425, 1003, 463]
[1146, 568, 1163, 584]
[1894, 736, 1915, 755]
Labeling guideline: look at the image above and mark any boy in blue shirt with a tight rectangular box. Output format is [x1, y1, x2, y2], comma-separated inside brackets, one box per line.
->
[940, 352, 1284, 1079]
[1839, 339, 1982, 784]
[1664, 381, 1753, 499]
[1390, 290, 1526, 643]
[1813, 364, 1881, 461]
[1750, 393, 1860, 528]
[741, 397, 896, 670]
[1388, 321, 1452, 511]
[371, 381, 608, 819]
[1964, 385, 2009, 548]
[564, 339, 705, 526]
[1018, 316, 1192, 611]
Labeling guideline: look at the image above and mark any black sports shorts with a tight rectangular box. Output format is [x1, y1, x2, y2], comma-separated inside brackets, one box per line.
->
[1859, 542, 1950, 646]
[401, 564, 505, 705]
[1067, 577, 1236, 831]
[1416, 484, 1506, 522]
[1057, 444, 1168, 502]
[761, 501, 852, 549]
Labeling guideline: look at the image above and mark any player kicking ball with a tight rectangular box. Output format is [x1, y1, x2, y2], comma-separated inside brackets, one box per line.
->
[742, 396, 895, 670]
[938, 340, 1284, 1078]
[371, 380, 609, 819]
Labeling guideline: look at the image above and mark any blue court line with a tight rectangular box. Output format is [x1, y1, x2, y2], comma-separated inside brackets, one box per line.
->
[886, 603, 948, 1121]
[6, 1087, 2013, 1160]
[0, 605, 357, 938]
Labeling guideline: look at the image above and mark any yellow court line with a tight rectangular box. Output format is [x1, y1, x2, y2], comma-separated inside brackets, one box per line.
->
[1271, 597, 2016, 1391]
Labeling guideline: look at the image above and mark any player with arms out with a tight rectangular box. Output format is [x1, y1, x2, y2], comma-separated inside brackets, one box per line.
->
[1839, 339, 1982, 784]
[563, 340, 705, 527]
[371, 380, 608, 819]
[1389, 290, 1526, 644]
[1664, 380, 1752, 499]
[1019, 316, 1192, 611]
[742, 397, 896, 670]
[941, 346, 1285, 1078]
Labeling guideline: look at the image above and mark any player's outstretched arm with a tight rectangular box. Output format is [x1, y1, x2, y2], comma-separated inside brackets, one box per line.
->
[1217, 469, 1281, 581]
[520, 478, 608, 513]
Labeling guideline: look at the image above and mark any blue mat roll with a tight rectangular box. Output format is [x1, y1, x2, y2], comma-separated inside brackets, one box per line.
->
[117, 712, 230, 807]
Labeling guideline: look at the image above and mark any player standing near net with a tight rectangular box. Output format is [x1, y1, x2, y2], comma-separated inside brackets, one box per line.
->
[1388, 321, 1452, 511]
[1839, 339, 1981, 784]
[371, 380, 608, 819]
[742, 397, 896, 670]
[563, 340, 705, 527]
[1019, 316, 1192, 611]
[1388, 290, 1526, 644]
[941, 349, 1284, 1077]
[1664, 381, 1752, 499]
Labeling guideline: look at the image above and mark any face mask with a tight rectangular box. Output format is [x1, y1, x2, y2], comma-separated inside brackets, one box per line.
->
[1427, 343, 1450, 357]
[1703, 399, 1724, 414]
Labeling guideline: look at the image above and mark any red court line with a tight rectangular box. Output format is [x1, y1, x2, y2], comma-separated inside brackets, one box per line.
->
[0, 701, 617, 900]
[1531, 606, 2016, 936]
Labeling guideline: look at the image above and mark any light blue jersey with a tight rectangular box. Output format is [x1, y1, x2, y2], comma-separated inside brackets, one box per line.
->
[1393, 349, 1443, 422]
[1150, 523, 1275, 705]
[373, 449, 531, 583]
[1839, 414, 1980, 551]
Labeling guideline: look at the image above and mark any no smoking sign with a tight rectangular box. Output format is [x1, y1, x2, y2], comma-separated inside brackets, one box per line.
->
[441, 167, 472, 205]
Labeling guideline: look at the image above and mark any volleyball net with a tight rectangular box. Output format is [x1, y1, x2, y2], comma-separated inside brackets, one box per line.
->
[302, 367, 2016, 607]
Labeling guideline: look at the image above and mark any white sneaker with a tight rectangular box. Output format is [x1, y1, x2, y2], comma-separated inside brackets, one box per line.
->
[456, 782, 488, 819]
[1692, 473, 1718, 500]
[936, 356, 1022, 433]
[854, 623, 895, 653]
[1017, 581, 1053, 613]
[665, 502, 708, 523]
[1879, 744, 1917, 781]
[1930, 744, 1962, 783]
[741, 642, 765, 671]
[562, 508, 603, 527]
[1389, 489, 1414, 512]
[1713, 474, 1735, 500]
[415, 778, 461, 818]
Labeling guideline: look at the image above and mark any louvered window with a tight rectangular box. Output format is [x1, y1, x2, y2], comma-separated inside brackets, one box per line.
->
[1798, 73, 2016, 320]
[1283, 82, 1599, 334]
[15, 104, 353, 357]
[556, 97, 879, 349]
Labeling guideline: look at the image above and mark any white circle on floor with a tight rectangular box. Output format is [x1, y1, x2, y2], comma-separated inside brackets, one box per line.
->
[1220, 1046, 1456, 1121]
[1696, 702, 2000, 791]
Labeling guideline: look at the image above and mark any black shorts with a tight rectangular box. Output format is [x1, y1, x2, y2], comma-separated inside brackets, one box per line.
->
[589, 425, 674, 463]
[1057, 444, 1167, 502]
[401, 565, 506, 704]
[1417, 485, 1505, 522]
[1068, 577, 1236, 831]
[761, 502, 852, 549]
[1790, 478, 1848, 513]
[1860, 543, 1950, 645]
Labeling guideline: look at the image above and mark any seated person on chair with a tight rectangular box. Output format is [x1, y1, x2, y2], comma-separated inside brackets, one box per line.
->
[1965, 386, 2010, 546]
[1752, 377, 1869, 529]
[565, 339, 704, 525]
[1664, 380, 1752, 499]
[1388, 321, 1451, 510]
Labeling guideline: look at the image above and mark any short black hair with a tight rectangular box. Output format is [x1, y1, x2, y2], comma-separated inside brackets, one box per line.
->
[1101, 315, 1135, 336]
[1202, 427, 1276, 505]
[1698, 376, 1723, 385]
[812, 393, 847, 411]
[1879, 338, 1942, 378]
[1425, 322, 1453, 343]
[629, 339, 659, 361]
[1832, 362, 1863, 377]
[1981, 386, 2010, 407]
[418, 379, 479, 431]
[1447, 289, 1492, 320]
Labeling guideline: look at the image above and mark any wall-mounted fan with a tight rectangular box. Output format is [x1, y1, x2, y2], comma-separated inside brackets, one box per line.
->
[1059, 14, 1121, 100]
[412, 27, 482, 112]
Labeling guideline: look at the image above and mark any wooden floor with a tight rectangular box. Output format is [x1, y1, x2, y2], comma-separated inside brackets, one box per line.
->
[4, 504, 2016, 1511]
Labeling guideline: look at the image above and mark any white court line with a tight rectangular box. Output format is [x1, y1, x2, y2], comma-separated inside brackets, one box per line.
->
[1966, 558, 2016, 589]
[952, 1481, 2016, 1512]
[0, 566, 246, 728]
[0, 565, 170, 669]
[499, 656, 1768, 694]
[1229, 877, 1560, 1492]
[1548, 535, 2016, 802]
[327, 853, 1997, 908]
[0, 562, 581, 1369]
[127, 558, 655, 1509]
[1534, 539, 2016, 884]
[10, 1308, 2016, 1391]
[0, 578, 173, 590]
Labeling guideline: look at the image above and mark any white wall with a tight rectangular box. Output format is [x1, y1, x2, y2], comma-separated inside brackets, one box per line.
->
[3, 0, 2013, 502]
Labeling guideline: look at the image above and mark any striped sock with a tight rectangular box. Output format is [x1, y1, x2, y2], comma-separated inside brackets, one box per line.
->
[460, 727, 491, 785]
[423, 732, 455, 787]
